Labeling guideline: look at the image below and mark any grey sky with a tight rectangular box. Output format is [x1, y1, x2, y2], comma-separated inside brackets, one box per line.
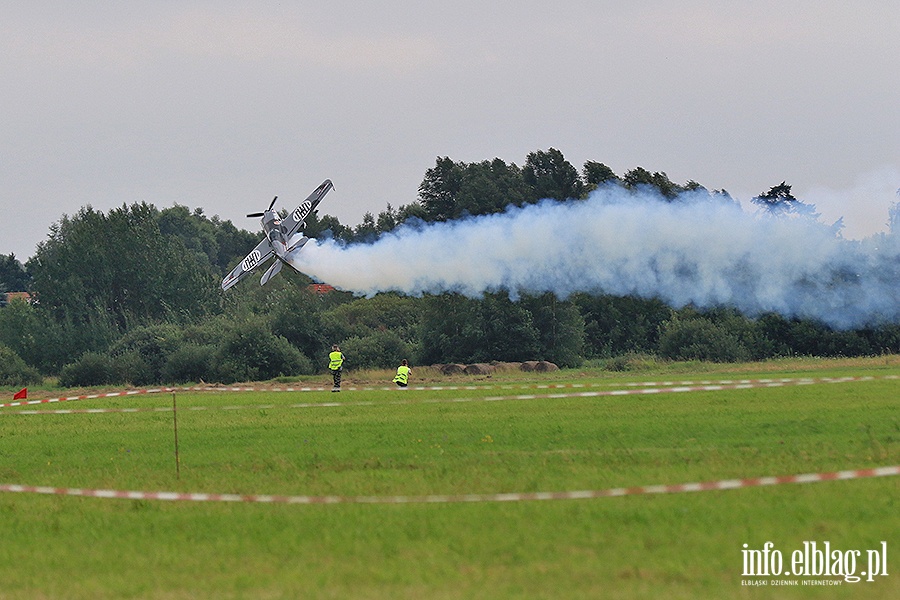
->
[2, 1, 898, 260]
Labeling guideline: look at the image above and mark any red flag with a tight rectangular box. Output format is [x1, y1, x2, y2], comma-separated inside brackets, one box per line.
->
[13, 388, 27, 400]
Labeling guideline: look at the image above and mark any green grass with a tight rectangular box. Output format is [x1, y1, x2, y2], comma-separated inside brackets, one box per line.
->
[1, 358, 898, 599]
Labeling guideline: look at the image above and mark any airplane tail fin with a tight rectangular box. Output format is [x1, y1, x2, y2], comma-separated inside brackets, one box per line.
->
[260, 260, 283, 286]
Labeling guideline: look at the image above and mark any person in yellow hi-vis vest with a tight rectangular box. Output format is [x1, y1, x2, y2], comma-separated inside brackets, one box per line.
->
[328, 345, 345, 392]
[393, 359, 411, 388]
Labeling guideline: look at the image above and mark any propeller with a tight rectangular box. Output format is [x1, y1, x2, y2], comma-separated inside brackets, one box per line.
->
[247, 196, 278, 218]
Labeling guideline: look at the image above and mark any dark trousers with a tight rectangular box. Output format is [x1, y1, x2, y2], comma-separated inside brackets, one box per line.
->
[331, 369, 342, 388]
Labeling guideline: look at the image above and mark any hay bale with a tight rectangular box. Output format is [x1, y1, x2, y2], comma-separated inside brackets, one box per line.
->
[520, 361, 540, 372]
[489, 361, 522, 372]
[534, 361, 559, 372]
[464, 363, 495, 375]
[438, 363, 466, 375]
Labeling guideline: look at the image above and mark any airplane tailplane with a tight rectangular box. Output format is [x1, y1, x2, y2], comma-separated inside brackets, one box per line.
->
[260, 260, 283, 286]
[287, 235, 309, 252]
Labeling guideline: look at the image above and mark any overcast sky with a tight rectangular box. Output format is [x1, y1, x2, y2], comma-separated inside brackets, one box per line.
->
[2, 1, 898, 261]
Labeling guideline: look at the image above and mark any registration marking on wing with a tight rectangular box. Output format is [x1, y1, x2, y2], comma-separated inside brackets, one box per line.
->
[241, 250, 262, 271]
[293, 201, 312, 222]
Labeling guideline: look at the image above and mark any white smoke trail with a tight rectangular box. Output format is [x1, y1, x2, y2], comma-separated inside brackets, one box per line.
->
[289, 186, 900, 329]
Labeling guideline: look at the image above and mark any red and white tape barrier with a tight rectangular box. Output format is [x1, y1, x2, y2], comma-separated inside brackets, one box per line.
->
[2, 375, 895, 415]
[0, 388, 170, 409]
[1, 466, 897, 505]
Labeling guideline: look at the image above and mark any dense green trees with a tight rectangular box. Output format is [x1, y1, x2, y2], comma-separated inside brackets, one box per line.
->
[751, 181, 820, 219]
[622, 167, 685, 199]
[572, 294, 670, 358]
[0, 148, 897, 388]
[582, 161, 619, 190]
[414, 149, 589, 225]
[518, 293, 585, 368]
[27, 204, 220, 329]
[0, 254, 30, 295]
[522, 148, 585, 202]
[418, 292, 586, 366]
[418, 157, 535, 222]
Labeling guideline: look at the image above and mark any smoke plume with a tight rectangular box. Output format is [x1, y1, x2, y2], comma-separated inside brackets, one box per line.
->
[289, 186, 899, 330]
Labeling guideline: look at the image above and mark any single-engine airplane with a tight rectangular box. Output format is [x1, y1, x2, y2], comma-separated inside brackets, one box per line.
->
[221, 179, 333, 291]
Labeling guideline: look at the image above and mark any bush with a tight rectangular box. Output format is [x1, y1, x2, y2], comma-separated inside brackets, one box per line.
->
[214, 320, 313, 383]
[0, 344, 42, 386]
[603, 355, 632, 372]
[339, 331, 412, 370]
[115, 350, 157, 386]
[271, 300, 327, 361]
[321, 294, 423, 343]
[59, 352, 122, 387]
[108, 324, 184, 384]
[162, 344, 217, 384]
[658, 317, 750, 363]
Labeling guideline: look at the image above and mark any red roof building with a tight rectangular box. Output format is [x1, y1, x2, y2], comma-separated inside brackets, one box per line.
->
[3, 291, 33, 305]
[307, 284, 335, 295]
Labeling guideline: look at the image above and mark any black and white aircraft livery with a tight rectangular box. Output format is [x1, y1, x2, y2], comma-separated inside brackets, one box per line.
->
[221, 179, 333, 291]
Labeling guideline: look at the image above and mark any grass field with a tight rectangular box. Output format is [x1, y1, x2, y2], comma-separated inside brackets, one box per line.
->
[0, 356, 898, 599]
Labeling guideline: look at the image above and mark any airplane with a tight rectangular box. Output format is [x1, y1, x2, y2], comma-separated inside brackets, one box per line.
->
[221, 179, 333, 291]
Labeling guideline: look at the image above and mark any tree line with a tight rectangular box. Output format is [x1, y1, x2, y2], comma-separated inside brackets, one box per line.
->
[2, 149, 898, 388]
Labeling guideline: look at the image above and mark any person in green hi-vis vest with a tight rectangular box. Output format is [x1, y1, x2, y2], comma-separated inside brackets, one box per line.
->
[393, 359, 411, 388]
[328, 345, 345, 392]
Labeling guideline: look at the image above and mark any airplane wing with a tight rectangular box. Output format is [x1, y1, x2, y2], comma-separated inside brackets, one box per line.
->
[221, 237, 274, 291]
[282, 179, 334, 238]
